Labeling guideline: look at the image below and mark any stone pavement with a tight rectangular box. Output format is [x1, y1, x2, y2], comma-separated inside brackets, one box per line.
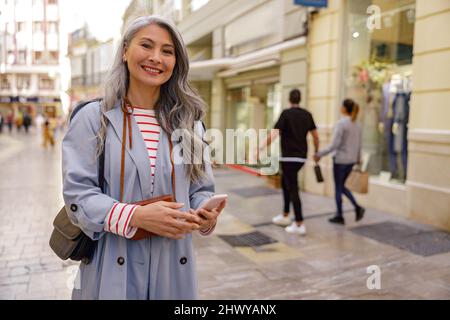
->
[0, 129, 77, 299]
[1, 129, 450, 300]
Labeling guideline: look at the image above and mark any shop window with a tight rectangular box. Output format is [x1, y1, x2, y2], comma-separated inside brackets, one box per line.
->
[17, 50, 27, 64]
[39, 76, 54, 90]
[1, 75, 11, 90]
[17, 22, 26, 32]
[345, 0, 415, 183]
[48, 22, 58, 34]
[49, 51, 58, 63]
[7, 50, 15, 64]
[33, 22, 43, 33]
[227, 87, 251, 131]
[34, 51, 43, 63]
[265, 84, 282, 130]
[17, 75, 30, 90]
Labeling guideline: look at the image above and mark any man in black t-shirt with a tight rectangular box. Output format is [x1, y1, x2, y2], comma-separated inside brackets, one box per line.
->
[259, 89, 319, 235]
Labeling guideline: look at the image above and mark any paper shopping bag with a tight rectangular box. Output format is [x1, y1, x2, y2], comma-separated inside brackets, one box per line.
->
[345, 170, 369, 194]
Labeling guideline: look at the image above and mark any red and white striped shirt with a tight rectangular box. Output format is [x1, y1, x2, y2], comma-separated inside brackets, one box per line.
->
[103, 107, 160, 239]
[133, 107, 160, 191]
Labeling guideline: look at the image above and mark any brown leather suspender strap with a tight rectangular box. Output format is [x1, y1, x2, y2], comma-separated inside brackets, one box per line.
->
[119, 103, 127, 203]
[169, 138, 176, 201]
[119, 98, 176, 203]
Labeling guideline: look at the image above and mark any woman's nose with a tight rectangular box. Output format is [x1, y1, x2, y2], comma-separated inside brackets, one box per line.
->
[149, 52, 161, 64]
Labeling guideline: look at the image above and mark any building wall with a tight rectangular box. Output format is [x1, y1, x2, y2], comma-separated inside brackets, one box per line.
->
[180, 0, 307, 133]
[304, 0, 345, 195]
[0, 0, 62, 117]
[67, 27, 116, 105]
[406, 0, 450, 230]
[302, 0, 450, 231]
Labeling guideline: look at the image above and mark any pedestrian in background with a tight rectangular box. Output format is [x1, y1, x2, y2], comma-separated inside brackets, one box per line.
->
[62, 16, 225, 300]
[42, 117, 55, 148]
[259, 88, 319, 235]
[0, 113, 3, 133]
[6, 112, 13, 133]
[15, 111, 23, 132]
[23, 112, 32, 133]
[315, 98, 365, 224]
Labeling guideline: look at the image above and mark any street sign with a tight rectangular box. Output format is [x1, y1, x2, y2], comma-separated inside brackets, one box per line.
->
[294, 0, 328, 8]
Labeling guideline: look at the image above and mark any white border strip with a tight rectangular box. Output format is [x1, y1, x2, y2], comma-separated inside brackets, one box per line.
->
[369, 178, 407, 191]
[406, 180, 450, 195]
[409, 129, 450, 136]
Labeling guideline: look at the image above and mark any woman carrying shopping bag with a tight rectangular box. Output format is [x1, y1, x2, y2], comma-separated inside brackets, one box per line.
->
[314, 99, 365, 225]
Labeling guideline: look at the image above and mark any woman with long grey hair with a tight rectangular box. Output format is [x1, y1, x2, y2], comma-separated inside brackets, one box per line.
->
[62, 15, 226, 299]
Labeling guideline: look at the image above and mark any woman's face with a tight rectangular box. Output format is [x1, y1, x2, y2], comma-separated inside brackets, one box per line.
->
[124, 24, 176, 90]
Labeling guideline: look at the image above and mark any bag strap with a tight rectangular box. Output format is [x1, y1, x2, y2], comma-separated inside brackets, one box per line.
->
[169, 138, 176, 201]
[69, 98, 106, 193]
[69, 98, 102, 122]
[120, 99, 133, 202]
[99, 143, 105, 193]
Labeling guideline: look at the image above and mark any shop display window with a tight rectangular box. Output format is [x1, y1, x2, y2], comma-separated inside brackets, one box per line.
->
[345, 0, 415, 183]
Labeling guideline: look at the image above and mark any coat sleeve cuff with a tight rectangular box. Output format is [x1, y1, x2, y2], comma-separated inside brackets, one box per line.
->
[104, 203, 139, 239]
[199, 220, 217, 236]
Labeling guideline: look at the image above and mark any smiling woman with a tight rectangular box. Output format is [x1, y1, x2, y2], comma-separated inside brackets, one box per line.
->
[124, 24, 177, 102]
[61, 16, 227, 300]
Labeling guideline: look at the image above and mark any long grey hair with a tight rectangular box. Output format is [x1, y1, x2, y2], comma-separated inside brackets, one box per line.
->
[98, 16, 206, 182]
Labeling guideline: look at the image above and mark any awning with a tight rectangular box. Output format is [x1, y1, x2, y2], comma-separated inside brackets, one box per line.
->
[189, 36, 306, 81]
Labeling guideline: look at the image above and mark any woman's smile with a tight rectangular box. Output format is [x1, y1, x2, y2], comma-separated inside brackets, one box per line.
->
[141, 65, 163, 76]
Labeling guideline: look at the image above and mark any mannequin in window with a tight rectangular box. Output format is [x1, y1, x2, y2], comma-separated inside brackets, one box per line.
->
[384, 75, 402, 178]
[392, 76, 411, 180]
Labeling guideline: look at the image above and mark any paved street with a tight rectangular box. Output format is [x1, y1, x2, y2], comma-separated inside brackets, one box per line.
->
[1, 129, 450, 300]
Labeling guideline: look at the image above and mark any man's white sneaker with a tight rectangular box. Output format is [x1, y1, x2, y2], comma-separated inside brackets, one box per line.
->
[285, 222, 306, 235]
[272, 214, 292, 226]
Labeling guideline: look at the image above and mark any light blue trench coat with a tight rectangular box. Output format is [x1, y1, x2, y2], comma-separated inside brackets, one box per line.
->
[62, 100, 214, 300]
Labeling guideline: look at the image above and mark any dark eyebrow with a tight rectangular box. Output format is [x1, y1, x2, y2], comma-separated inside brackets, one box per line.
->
[140, 37, 174, 49]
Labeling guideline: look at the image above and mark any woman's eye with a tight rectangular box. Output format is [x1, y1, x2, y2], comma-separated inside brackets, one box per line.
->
[142, 44, 152, 49]
[163, 50, 173, 55]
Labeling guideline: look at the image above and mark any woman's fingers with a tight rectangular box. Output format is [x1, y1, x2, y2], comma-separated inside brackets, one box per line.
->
[216, 199, 227, 213]
[159, 201, 184, 209]
[197, 209, 213, 219]
[169, 210, 201, 224]
[172, 219, 200, 232]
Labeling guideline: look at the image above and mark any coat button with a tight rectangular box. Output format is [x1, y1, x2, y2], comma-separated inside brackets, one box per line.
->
[180, 257, 187, 265]
[117, 257, 125, 265]
[70, 204, 78, 212]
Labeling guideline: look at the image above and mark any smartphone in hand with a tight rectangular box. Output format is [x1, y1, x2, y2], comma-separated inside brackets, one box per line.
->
[196, 194, 228, 218]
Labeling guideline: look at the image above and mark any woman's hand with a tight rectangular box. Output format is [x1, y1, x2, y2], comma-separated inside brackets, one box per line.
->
[130, 201, 201, 240]
[314, 153, 321, 162]
[191, 199, 227, 233]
